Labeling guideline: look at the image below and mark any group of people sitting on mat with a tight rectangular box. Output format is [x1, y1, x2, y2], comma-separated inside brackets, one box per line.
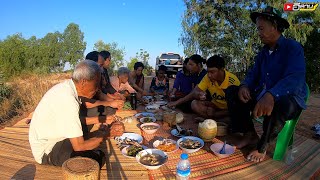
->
[28, 6, 308, 168]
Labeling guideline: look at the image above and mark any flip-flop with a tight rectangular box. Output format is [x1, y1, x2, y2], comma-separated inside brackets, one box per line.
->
[311, 123, 320, 131]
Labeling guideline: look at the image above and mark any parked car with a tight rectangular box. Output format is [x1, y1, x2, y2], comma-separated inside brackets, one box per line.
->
[155, 52, 183, 78]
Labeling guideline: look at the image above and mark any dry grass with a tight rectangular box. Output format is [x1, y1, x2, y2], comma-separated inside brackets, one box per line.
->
[0, 73, 70, 127]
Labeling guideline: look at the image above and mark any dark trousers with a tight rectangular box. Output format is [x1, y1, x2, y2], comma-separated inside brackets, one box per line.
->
[225, 85, 302, 153]
[41, 138, 105, 168]
[80, 104, 116, 139]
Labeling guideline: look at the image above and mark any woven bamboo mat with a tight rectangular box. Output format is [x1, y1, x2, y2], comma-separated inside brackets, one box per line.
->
[141, 111, 320, 180]
[0, 110, 150, 180]
[0, 109, 319, 179]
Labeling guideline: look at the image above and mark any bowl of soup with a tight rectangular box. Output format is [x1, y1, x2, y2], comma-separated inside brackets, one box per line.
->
[135, 149, 168, 170]
[177, 136, 204, 154]
[140, 116, 157, 124]
[140, 123, 160, 134]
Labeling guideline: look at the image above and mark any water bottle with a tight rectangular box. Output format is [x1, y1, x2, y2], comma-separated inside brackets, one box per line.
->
[285, 145, 298, 165]
[176, 153, 191, 180]
[130, 93, 137, 110]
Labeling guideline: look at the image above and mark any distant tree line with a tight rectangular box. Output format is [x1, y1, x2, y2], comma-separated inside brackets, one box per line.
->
[180, 0, 320, 92]
[0, 23, 86, 78]
[0, 22, 154, 79]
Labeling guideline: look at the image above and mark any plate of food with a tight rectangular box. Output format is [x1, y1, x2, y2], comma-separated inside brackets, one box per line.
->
[135, 112, 155, 120]
[153, 139, 178, 153]
[142, 96, 154, 104]
[140, 117, 157, 124]
[118, 133, 143, 144]
[145, 104, 160, 113]
[121, 145, 148, 158]
[170, 126, 193, 138]
[154, 95, 164, 101]
[154, 100, 168, 106]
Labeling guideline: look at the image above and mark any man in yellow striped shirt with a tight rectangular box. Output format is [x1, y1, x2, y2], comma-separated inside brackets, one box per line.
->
[191, 55, 240, 118]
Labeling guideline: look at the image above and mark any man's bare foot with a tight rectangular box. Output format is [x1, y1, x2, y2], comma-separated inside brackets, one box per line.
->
[231, 132, 259, 149]
[247, 150, 266, 162]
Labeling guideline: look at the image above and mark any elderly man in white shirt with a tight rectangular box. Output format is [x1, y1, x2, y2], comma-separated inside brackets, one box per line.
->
[29, 60, 107, 168]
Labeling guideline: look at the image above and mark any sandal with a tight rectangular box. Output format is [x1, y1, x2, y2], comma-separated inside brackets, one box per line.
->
[311, 123, 320, 131]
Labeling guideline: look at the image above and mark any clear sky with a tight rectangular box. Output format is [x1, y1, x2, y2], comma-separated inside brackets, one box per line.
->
[0, 0, 186, 68]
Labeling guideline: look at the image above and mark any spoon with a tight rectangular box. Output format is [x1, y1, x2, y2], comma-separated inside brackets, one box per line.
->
[219, 140, 227, 154]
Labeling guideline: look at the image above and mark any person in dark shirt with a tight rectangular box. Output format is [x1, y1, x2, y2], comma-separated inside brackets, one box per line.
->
[79, 51, 124, 127]
[225, 6, 307, 162]
[99, 51, 119, 96]
[150, 65, 169, 95]
[167, 54, 207, 112]
[170, 58, 193, 99]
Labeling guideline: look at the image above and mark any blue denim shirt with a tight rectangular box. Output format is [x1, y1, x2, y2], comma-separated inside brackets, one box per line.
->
[242, 35, 307, 109]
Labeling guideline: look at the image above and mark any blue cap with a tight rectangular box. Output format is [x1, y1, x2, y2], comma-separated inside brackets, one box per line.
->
[181, 153, 188, 160]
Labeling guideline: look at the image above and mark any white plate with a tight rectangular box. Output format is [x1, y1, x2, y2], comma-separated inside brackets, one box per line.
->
[121, 145, 148, 158]
[135, 112, 155, 118]
[154, 101, 168, 106]
[153, 139, 179, 153]
[145, 104, 160, 113]
[171, 129, 184, 138]
[142, 96, 153, 100]
[119, 133, 143, 144]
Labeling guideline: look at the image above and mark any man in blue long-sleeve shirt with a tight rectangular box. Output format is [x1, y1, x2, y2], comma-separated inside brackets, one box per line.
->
[226, 6, 307, 162]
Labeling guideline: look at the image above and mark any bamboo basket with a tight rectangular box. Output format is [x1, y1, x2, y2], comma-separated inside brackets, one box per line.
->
[62, 157, 100, 180]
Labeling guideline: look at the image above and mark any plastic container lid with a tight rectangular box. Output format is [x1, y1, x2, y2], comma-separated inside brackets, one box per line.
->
[181, 153, 188, 160]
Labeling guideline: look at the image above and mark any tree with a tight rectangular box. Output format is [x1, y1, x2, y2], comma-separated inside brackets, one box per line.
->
[39, 32, 64, 72]
[136, 49, 153, 76]
[305, 28, 320, 92]
[0, 34, 27, 78]
[61, 23, 86, 68]
[180, 0, 319, 81]
[127, 57, 138, 71]
[0, 23, 87, 78]
[93, 40, 125, 73]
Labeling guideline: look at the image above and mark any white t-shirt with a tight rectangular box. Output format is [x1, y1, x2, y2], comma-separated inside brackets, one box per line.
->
[29, 80, 83, 164]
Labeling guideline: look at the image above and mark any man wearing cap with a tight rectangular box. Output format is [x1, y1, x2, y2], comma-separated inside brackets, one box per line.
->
[226, 6, 307, 162]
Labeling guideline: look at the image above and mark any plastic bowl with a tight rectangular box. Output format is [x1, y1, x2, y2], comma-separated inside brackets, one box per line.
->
[140, 116, 157, 124]
[136, 149, 168, 170]
[140, 123, 160, 134]
[210, 143, 235, 158]
[177, 136, 204, 154]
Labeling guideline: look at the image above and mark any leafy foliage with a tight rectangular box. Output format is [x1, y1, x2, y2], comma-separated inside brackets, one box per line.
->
[93, 40, 125, 73]
[0, 23, 86, 79]
[127, 49, 153, 75]
[180, 0, 320, 91]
